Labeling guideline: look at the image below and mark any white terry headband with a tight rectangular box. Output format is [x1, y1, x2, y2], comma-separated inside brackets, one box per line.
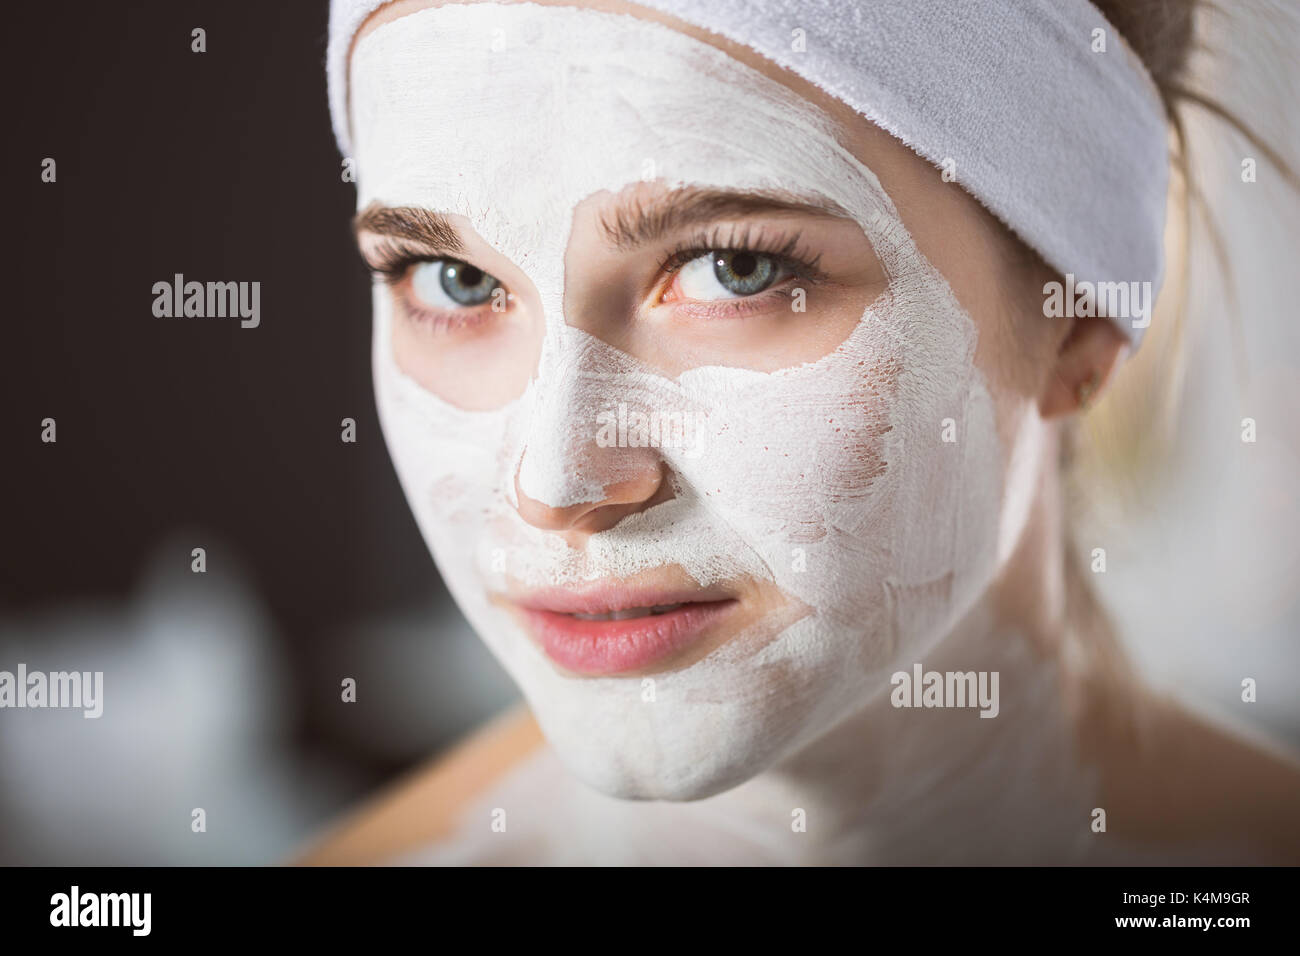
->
[326, 0, 1170, 348]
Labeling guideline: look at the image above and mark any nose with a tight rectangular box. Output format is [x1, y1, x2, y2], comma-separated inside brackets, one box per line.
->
[513, 458, 669, 543]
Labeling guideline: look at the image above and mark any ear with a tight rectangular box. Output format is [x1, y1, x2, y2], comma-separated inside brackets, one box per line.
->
[1038, 314, 1130, 419]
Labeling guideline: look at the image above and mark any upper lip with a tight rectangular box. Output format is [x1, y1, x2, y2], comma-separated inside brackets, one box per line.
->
[505, 580, 735, 616]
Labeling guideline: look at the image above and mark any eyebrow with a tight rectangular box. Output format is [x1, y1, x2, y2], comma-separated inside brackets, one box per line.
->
[352, 187, 850, 257]
[598, 187, 851, 251]
[354, 202, 464, 255]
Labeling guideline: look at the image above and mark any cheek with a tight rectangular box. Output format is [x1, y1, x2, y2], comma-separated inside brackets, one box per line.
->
[388, 298, 544, 412]
[371, 288, 517, 536]
[671, 354, 903, 549]
[674, 271, 1004, 662]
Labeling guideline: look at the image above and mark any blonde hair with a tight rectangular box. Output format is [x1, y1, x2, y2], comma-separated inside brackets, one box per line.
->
[1072, 0, 1298, 521]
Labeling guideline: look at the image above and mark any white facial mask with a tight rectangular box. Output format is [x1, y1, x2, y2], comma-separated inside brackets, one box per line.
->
[350, 2, 1009, 799]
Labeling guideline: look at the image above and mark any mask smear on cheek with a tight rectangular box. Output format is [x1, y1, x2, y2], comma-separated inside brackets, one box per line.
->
[356, 2, 1006, 802]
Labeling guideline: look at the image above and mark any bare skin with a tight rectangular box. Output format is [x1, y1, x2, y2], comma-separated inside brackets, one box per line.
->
[293, 0, 1300, 865]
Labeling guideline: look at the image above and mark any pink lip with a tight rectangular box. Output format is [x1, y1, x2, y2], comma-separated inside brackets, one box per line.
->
[508, 583, 738, 676]
[515, 584, 730, 616]
[519, 600, 737, 675]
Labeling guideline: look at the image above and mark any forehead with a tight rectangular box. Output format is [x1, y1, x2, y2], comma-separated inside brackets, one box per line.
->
[346, 3, 874, 256]
[352, 0, 850, 117]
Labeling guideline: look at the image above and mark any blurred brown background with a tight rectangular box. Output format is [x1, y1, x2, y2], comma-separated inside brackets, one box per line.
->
[0, 0, 517, 864]
[1, 1, 1297, 864]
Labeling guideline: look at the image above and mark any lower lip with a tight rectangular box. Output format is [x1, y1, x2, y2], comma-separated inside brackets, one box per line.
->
[519, 600, 737, 676]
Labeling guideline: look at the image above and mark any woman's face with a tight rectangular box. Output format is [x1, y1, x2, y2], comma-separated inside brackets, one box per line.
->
[349, 0, 1058, 798]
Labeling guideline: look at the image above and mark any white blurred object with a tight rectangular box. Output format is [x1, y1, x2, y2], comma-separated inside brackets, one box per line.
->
[0, 534, 359, 864]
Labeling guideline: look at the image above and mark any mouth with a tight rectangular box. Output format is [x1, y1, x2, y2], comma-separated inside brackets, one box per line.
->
[506, 584, 740, 676]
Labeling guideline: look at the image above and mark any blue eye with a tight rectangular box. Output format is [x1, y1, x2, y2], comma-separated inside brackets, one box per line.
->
[676, 250, 783, 299]
[411, 259, 501, 308]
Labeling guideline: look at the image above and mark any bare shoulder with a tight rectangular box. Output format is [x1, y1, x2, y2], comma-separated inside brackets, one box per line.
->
[288, 703, 544, 866]
[1097, 687, 1300, 862]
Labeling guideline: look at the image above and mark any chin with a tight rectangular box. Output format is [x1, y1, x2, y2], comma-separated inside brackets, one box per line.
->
[549, 732, 778, 803]
[511, 658, 830, 803]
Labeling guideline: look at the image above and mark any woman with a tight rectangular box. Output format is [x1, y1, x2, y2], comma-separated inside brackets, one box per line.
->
[299, 0, 1300, 864]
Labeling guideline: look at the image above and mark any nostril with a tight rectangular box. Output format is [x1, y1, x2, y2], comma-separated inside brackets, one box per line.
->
[515, 443, 607, 513]
[512, 458, 670, 536]
[511, 467, 591, 531]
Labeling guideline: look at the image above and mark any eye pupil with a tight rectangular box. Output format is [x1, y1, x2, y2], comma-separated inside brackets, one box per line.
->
[728, 252, 757, 278]
[711, 250, 776, 296]
[440, 261, 497, 306]
[456, 264, 483, 286]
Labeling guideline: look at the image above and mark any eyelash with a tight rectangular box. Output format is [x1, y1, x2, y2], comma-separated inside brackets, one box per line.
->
[656, 224, 827, 288]
[364, 226, 827, 328]
[365, 238, 441, 285]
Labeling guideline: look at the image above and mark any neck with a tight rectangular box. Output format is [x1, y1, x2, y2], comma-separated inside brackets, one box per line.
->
[712, 422, 1109, 863]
